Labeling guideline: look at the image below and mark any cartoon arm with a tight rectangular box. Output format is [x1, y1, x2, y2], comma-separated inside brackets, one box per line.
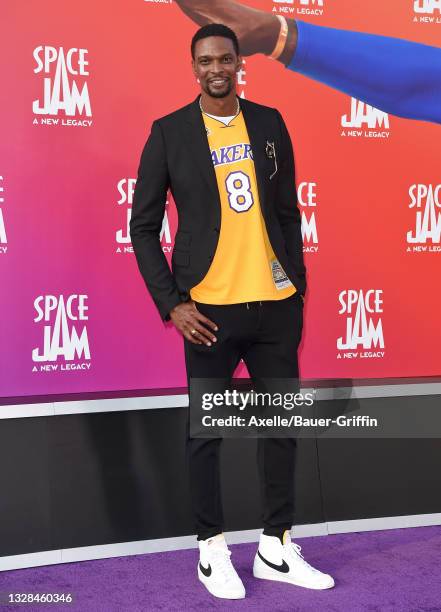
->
[175, 0, 441, 125]
[289, 20, 441, 125]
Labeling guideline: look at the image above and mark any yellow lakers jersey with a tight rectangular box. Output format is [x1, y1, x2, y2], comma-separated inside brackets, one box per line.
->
[190, 109, 296, 304]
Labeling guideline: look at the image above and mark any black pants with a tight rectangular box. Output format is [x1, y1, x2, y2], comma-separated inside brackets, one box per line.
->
[184, 292, 304, 541]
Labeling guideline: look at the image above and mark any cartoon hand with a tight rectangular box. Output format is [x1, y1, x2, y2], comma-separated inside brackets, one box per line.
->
[175, 0, 282, 57]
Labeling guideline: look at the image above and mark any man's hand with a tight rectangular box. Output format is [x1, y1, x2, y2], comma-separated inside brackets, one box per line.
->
[176, 0, 282, 57]
[170, 300, 218, 345]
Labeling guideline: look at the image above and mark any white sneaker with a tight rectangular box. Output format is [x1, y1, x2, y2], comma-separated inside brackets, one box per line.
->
[198, 533, 246, 599]
[253, 530, 335, 590]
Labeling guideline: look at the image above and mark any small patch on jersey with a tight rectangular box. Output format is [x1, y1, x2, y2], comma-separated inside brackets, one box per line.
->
[270, 259, 293, 290]
[205, 126, 211, 136]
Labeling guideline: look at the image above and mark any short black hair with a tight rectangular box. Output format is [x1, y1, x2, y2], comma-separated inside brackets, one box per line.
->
[191, 23, 240, 59]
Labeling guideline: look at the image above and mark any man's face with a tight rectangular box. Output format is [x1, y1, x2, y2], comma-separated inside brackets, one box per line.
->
[192, 36, 242, 99]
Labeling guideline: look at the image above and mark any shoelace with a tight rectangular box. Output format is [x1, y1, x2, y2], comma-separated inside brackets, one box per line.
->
[285, 543, 321, 574]
[210, 548, 237, 582]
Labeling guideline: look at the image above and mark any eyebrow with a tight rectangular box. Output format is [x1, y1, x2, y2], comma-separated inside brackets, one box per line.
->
[197, 53, 234, 61]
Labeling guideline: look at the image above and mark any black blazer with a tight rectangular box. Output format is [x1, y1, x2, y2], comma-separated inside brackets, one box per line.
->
[130, 95, 306, 321]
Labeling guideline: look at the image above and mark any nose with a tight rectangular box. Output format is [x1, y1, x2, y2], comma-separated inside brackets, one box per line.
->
[210, 60, 225, 74]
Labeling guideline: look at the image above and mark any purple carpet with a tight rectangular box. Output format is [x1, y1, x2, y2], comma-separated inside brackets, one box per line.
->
[1, 526, 440, 611]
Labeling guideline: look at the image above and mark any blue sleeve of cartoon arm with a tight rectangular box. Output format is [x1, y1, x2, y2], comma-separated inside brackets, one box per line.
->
[287, 19, 441, 125]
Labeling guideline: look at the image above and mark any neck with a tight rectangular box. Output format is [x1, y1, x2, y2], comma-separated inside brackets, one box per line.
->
[200, 90, 238, 116]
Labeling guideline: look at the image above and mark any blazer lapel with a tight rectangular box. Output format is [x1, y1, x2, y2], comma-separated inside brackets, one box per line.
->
[183, 96, 221, 210]
[182, 95, 268, 217]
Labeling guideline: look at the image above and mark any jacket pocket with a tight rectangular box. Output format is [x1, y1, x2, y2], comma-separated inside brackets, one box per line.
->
[173, 231, 191, 267]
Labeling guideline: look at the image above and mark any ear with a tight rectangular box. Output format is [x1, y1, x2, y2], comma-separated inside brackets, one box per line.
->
[191, 58, 197, 78]
[236, 55, 243, 73]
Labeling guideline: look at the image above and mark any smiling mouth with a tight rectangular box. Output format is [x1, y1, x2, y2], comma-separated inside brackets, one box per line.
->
[209, 78, 229, 86]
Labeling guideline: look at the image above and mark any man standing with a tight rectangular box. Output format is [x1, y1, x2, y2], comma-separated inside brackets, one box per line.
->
[130, 23, 334, 600]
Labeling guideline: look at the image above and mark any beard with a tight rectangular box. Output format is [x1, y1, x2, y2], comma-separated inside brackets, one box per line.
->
[203, 78, 234, 99]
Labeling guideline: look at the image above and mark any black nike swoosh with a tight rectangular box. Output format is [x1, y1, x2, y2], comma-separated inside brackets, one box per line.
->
[199, 562, 212, 577]
[257, 551, 290, 573]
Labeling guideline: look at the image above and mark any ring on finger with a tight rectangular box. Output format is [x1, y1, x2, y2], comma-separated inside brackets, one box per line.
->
[190, 328, 197, 335]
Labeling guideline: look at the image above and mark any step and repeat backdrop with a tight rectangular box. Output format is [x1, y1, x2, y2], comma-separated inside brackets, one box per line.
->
[1, 0, 440, 402]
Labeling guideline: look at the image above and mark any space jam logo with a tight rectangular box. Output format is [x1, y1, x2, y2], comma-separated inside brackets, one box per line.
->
[272, 0, 325, 16]
[116, 178, 172, 254]
[32, 295, 91, 371]
[407, 184, 441, 250]
[413, 0, 441, 23]
[298, 181, 318, 253]
[337, 290, 385, 359]
[32, 46, 92, 127]
[0, 175, 6, 254]
[341, 98, 390, 139]
[237, 58, 247, 100]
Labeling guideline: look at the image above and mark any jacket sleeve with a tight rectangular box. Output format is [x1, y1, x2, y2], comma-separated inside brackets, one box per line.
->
[274, 109, 307, 293]
[288, 19, 441, 125]
[130, 120, 182, 321]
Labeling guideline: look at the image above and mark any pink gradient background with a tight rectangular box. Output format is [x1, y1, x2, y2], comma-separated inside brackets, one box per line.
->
[0, 0, 439, 399]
